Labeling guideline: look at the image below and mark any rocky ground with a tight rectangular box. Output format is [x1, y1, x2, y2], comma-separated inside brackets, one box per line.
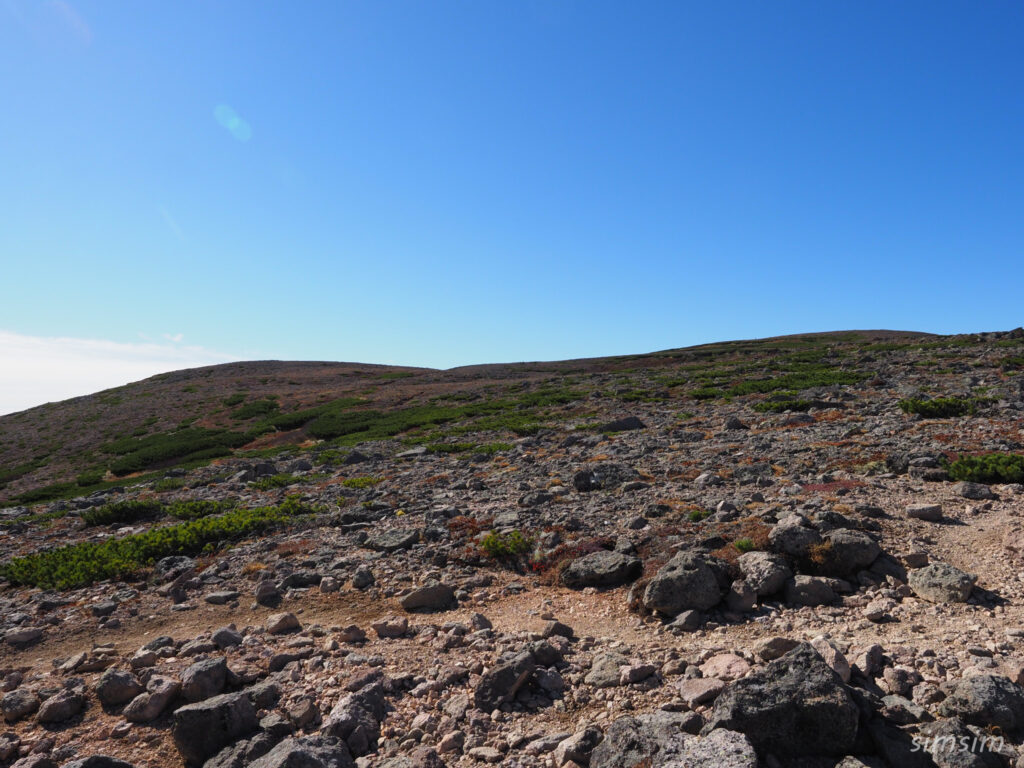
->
[1, 329, 1024, 768]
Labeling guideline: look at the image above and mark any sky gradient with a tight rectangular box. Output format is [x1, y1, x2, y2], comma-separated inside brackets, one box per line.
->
[2, 1, 1023, 414]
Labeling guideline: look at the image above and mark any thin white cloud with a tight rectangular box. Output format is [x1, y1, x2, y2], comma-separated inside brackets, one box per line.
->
[46, 0, 91, 44]
[159, 206, 186, 242]
[0, 330, 239, 416]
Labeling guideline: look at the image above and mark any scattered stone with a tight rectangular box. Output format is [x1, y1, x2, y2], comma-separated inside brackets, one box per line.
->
[906, 503, 943, 521]
[908, 562, 977, 603]
[561, 550, 642, 589]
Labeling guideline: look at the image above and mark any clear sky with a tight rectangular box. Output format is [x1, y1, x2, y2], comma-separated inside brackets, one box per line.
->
[1, 1, 1023, 414]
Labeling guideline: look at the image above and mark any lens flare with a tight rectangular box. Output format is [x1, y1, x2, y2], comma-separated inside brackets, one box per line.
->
[214, 104, 252, 142]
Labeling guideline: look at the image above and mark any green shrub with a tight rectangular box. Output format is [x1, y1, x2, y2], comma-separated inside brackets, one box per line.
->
[166, 499, 236, 520]
[427, 442, 478, 454]
[898, 397, 991, 418]
[480, 530, 533, 560]
[82, 500, 164, 527]
[947, 453, 1024, 484]
[0, 497, 312, 589]
[153, 477, 186, 492]
[342, 476, 381, 489]
[733, 537, 756, 553]
[104, 428, 251, 476]
[76, 470, 104, 487]
[252, 473, 301, 490]
[753, 399, 812, 413]
[223, 393, 247, 407]
[688, 509, 711, 522]
[231, 398, 280, 420]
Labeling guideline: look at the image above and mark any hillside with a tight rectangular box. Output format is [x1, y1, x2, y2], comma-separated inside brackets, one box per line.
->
[0, 327, 1023, 768]
[1, 330, 936, 505]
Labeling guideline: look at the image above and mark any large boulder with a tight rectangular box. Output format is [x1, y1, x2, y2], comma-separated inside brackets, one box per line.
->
[916, 717, 1006, 768]
[822, 529, 881, 576]
[642, 551, 724, 616]
[736, 552, 791, 597]
[908, 562, 977, 603]
[662, 729, 758, 768]
[572, 463, 639, 492]
[172, 692, 259, 766]
[247, 736, 356, 768]
[704, 643, 859, 756]
[561, 551, 642, 589]
[399, 583, 457, 612]
[94, 669, 144, 707]
[36, 688, 86, 723]
[768, 517, 822, 558]
[938, 675, 1024, 731]
[784, 575, 836, 606]
[123, 676, 180, 722]
[590, 712, 693, 768]
[474, 652, 536, 712]
[322, 681, 388, 757]
[181, 657, 228, 702]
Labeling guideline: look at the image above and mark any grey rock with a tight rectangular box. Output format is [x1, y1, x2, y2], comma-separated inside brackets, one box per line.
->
[642, 551, 724, 616]
[94, 669, 144, 707]
[736, 551, 791, 597]
[909, 562, 977, 603]
[266, 612, 301, 634]
[917, 716, 1006, 767]
[600, 416, 646, 432]
[2, 687, 40, 722]
[247, 736, 355, 768]
[572, 463, 639, 492]
[60, 758, 138, 768]
[399, 583, 457, 612]
[768, 518, 822, 558]
[561, 550, 642, 589]
[824, 528, 881, 576]
[365, 529, 419, 552]
[473, 652, 536, 712]
[37, 689, 86, 723]
[585, 653, 629, 688]
[322, 682, 387, 756]
[172, 692, 259, 766]
[589, 712, 692, 768]
[181, 656, 227, 702]
[123, 676, 180, 722]
[662, 729, 757, 768]
[705, 643, 859, 756]
[955, 482, 996, 501]
[938, 674, 1024, 731]
[785, 575, 836, 606]
[906, 503, 943, 521]
[213, 626, 244, 649]
[553, 725, 603, 766]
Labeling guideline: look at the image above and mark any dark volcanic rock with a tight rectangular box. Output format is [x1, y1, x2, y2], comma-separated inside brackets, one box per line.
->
[704, 643, 859, 756]
[572, 463, 639, 492]
[938, 674, 1024, 731]
[172, 692, 259, 766]
[561, 550, 642, 589]
[642, 551, 724, 616]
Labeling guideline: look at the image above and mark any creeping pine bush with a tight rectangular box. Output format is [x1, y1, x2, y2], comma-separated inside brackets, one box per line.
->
[82, 499, 163, 527]
[898, 397, 991, 418]
[479, 530, 534, 560]
[0, 497, 312, 589]
[342, 476, 381, 489]
[166, 499, 236, 520]
[947, 453, 1024, 485]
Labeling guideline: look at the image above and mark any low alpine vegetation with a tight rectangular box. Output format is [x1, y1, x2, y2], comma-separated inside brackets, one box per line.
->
[947, 453, 1024, 485]
[0, 497, 313, 589]
[898, 396, 992, 418]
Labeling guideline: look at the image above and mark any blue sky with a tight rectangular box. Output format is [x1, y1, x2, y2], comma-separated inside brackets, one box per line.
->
[1, 2, 1023, 412]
